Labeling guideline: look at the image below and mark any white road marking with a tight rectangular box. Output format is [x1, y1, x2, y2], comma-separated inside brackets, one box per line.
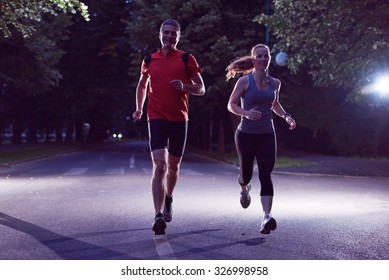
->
[130, 154, 135, 168]
[142, 168, 152, 175]
[153, 235, 177, 260]
[180, 168, 203, 176]
[63, 168, 88, 176]
[106, 168, 125, 175]
[61, 166, 203, 177]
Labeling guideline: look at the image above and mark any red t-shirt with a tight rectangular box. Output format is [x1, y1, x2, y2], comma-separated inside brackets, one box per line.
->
[141, 49, 202, 121]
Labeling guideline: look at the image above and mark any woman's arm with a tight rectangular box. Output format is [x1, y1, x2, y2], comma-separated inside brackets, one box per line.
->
[272, 78, 296, 130]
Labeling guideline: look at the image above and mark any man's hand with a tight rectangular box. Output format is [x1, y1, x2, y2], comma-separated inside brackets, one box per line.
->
[170, 79, 184, 91]
[132, 110, 143, 121]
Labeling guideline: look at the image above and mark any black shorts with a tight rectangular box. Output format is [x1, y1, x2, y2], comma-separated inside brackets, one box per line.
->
[148, 119, 188, 157]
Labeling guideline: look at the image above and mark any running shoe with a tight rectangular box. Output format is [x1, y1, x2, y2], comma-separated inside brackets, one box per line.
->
[240, 184, 251, 209]
[152, 213, 166, 235]
[260, 214, 277, 234]
[163, 196, 173, 222]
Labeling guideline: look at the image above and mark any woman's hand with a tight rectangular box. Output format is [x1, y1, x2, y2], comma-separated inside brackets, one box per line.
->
[245, 108, 262, 120]
[285, 115, 296, 130]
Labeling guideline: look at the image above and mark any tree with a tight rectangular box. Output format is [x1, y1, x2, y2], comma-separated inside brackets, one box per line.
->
[0, 13, 77, 143]
[0, 14, 73, 94]
[0, 0, 89, 94]
[255, 0, 389, 156]
[0, 0, 89, 92]
[58, 0, 132, 143]
[0, 0, 89, 38]
[0, 0, 90, 143]
[256, 0, 389, 97]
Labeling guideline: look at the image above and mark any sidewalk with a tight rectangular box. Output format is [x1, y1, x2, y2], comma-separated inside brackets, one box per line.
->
[275, 151, 389, 177]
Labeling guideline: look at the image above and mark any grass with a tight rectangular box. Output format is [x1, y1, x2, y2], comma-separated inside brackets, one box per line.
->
[187, 146, 310, 168]
[0, 143, 84, 166]
[275, 156, 309, 168]
[0, 142, 311, 168]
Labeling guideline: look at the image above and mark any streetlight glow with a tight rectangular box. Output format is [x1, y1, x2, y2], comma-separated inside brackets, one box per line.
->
[361, 73, 389, 97]
[374, 75, 389, 97]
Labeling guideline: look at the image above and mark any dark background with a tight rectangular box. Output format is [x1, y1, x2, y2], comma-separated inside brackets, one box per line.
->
[1, 0, 388, 157]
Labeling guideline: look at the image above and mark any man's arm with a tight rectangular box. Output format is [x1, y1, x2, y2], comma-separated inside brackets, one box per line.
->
[187, 73, 205, 96]
[132, 74, 149, 121]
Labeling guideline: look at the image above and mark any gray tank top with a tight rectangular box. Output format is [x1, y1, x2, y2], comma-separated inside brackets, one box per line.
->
[237, 74, 276, 134]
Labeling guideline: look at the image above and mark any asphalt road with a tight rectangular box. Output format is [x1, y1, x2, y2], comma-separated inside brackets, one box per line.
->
[0, 141, 388, 260]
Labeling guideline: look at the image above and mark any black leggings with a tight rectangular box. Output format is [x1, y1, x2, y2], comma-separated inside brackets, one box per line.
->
[235, 130, 276, 196]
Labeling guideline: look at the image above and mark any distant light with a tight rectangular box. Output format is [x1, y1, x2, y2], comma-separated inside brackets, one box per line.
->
[112, 133, 123, 141]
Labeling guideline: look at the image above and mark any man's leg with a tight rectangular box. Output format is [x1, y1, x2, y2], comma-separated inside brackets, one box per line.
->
[162, 120, 187, 222]
[150, 148, 168, 235]
[162, 154, 182, 222]
[151, 148, 168, 214]
[166, 154, 182, 197]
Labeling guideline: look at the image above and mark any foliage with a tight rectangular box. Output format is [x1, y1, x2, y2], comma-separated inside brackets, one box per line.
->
[276, 72, 389, 156]
[0, 14, 72, 143]
[57, 0, 132, 142]
[256, 0, 389, 97]
[0, 0, 89, 143]
[0, 0, 89, 38]
[0, 0, 387, 156]
[253, 0, 389, 157]
[0, 0, 89, 94]
[0, 14, 73, 94]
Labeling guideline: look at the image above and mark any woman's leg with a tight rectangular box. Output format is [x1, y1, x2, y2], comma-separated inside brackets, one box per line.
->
[235, 130, 256, 208]
[235, 130, 256, 189]
[256, 133, 276, 198]
[255, 133, 277, 234]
